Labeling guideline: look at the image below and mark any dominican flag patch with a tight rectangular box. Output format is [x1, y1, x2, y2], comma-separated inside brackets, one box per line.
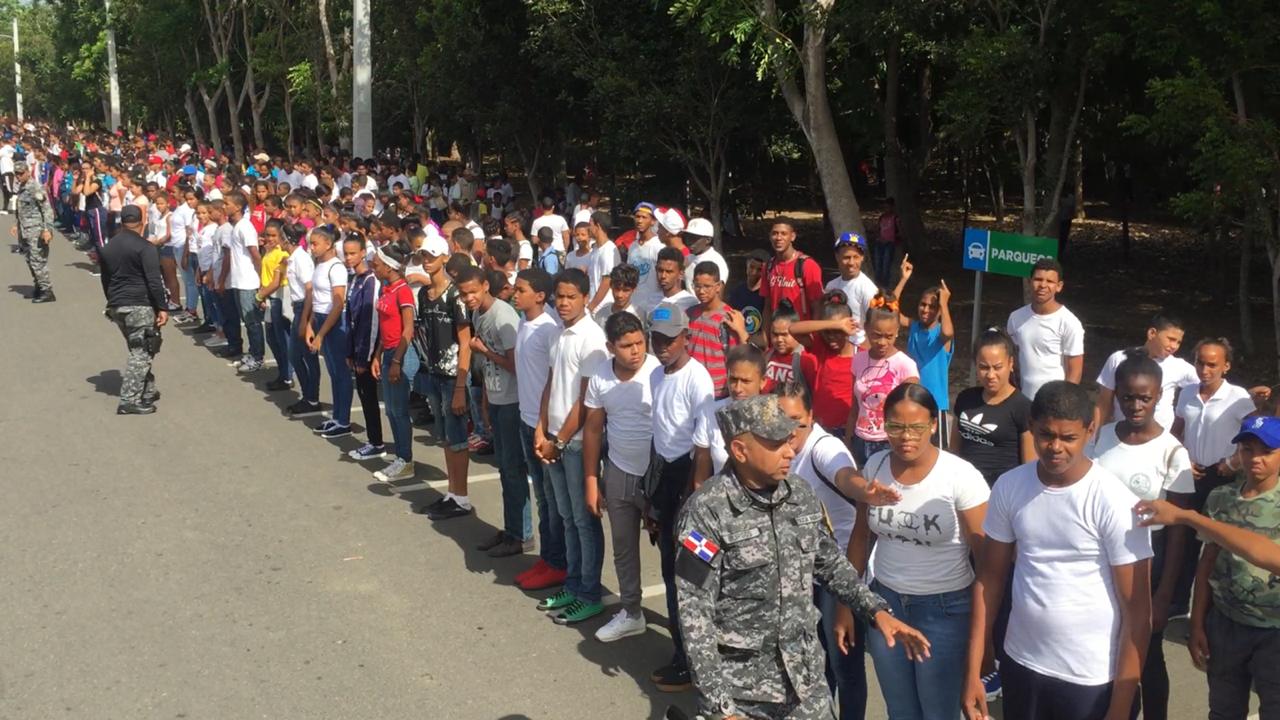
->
[682, 530, 720, 563]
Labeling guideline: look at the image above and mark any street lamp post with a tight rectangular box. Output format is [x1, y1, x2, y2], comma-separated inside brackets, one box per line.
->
[11, 17, 20, 123]
[351, 0, 372, 158]
[105, 0, 120, 131]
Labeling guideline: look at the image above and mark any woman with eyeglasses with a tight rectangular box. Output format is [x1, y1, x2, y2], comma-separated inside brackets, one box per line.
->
[850, 382, 989, 720]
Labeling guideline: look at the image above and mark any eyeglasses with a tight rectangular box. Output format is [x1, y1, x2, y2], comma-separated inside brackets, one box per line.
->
[885, 422, 932, 438]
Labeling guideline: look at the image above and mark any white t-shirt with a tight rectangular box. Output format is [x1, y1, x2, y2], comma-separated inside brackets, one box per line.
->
[592, 301, 641, 329]
[0, 144, 15, 173]
[825, 272, 879, 346]
[1088, 425, 1195, 528]
[864, 449, 989, 594]
[211, 223, 233, 285]
[310, 257, 347, 314]
[195, 225, 217, 272]
[627, 235, 664, 317]
[566, 247, 595, 276]
[1096, 350, 1199, 429]
[516, 312, 561, 428]
[660, 289, 699, 315]
[589, 241, 621, 297]
[1007, 304, 1086, 400]
[692, 397, 730, 476]
[794, 427, 860, 551]
[531, 213, 569, 253]
[286, 246, 315, 304]
[301, 173, 319, 190]
[227, 215, 261, 291]
[685, 247, 730, 291]
[650, 358, 715, 462]
[547, 316, 609, 440]
[169, 203, 196, 251]
[517, 239, 534, 264]
[1175, 381, 1255, 466]
[585, 355, 662, 476]
[984, 462, 1154, 685]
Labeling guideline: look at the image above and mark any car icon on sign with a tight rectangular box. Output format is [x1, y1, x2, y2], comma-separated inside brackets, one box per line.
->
[968, 242, 986, 261]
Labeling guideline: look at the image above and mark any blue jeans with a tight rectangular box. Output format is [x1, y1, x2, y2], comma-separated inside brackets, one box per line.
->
[817, 585, 868, 720]
[313, 312, 353, 426]
[520, 422, 565, 569]
[469, 384, 490, 441]
[852, 437, 891, 468]
[290, 301, 321, 403]
[200, 284, 221, 327]
[219, 290, 243, 355]
[180, 256, 199, 312]
[866, 580, 971, 720]
[265, 298, 292, 383]
[545, 440, 604, 603]
[236, 289, 265, 361]
[489, 402, 529, 540]
[381, 346, 419, 461]
[423, 373, 469, 451]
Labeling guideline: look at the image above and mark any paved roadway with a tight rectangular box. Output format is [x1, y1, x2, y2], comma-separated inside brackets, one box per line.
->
[0, 220, 1227, 719]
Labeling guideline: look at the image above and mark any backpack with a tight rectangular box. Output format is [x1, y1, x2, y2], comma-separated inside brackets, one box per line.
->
[536, 246, 564, 273]
[767, 252, 816, 318]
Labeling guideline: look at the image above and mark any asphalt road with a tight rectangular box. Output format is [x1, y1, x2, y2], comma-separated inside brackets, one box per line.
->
[0, 219, 1231, 719]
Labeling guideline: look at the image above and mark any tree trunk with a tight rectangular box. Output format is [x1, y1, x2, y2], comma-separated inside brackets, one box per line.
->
[1240, 229, 1255, 356]
[283, 82, 295, 160]
[183, 87, 207, 151]
[1073, 138, 1085, 220]
[1017, 111, 1037, 236]
[880, 33, 928, 254]
[223, 77, 246, 162]
[197, 83, 224, 158]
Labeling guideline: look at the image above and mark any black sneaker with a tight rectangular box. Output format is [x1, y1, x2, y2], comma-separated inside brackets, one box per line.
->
[216, 347, 242, 358]
[410, 496, 450, 515]
[486, 537, 525, 558]
[427, 498, 473, 520]
[651, 663, 692, 693]
[477, 531, 507, 551]
[319, 423, 352, 439]
[116, 402, 157, 415]
[287, 400, 323, 416]
[266, 379, 294, 392]
[192, 323, 216, 334]
[412, 408, 434, 427]
[32, 292, 56, 303]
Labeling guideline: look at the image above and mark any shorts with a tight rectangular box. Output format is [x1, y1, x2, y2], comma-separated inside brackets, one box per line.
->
[159, 246, 176, 260]
[422, 371, 469, 451]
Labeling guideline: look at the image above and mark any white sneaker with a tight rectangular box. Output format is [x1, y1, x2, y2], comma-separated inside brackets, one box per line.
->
[594, 610, 646, 643]
[237, 358, 264, 373]
[203, 336, 228, 347]
[374, 458, 415, 482]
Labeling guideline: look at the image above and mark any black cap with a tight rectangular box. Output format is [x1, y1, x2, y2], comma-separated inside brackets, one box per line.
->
[748, 248, 771, 262]
[120, 205, 143, 224]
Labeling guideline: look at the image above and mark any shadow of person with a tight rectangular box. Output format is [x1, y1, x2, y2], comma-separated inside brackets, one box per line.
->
[86, 369, 123, 397]
[7, 282, 33, 297]
[569, 618, 697, 720]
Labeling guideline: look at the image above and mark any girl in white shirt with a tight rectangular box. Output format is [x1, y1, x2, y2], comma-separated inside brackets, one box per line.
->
[302, 226, 353, 434]
[285, 223, 321, 415]
[850, 382, 989, 720]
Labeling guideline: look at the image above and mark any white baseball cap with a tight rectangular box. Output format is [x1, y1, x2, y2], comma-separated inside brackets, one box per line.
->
[421, 227, 450, 257]
[657, 207, 686, 235]
[685, 217, 714, 238]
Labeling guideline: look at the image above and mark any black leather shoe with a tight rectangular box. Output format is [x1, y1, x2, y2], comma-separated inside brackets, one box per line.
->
[192, 323, 216, 334]
[32, 292, 56, 303]
[117, 403, 157, 415]
[265, 379, 293, 392]
[141, 392, 160, 405]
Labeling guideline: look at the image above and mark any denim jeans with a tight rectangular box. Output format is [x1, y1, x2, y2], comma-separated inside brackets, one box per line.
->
[381, 347, 419, 461]
[423, 372, 469, 451]
[289, 301, 321, 403]
[313, 312, 353, 426]
[219, 290, 243, 355]
[200, 284, 221, 328]
[180, 257, 199, 313]
[521, 422, 565, 569]
[816, 585, 868, 720]
[851, 437, 891, 468]
[236, 289, 266, 361]
[469, 384, 490, 441]
[265, 298, 293, 383]
[545, 440, 604, 604]
[489, 402, 529, 540]
[866, 580, 971, 720]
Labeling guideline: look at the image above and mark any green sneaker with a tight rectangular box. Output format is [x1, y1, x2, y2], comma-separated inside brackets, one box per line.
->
[537, 589, 576, 612]
[554, 600, 605, 625]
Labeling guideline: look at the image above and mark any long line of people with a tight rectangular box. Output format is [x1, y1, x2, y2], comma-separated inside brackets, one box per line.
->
[15, 122, 1280, 720]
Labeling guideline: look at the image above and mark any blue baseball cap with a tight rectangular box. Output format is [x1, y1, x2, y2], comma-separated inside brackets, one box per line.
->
[1232, 416, 1280, 449]
[834, 232, 867, 252]
[632, 201, 656, 216]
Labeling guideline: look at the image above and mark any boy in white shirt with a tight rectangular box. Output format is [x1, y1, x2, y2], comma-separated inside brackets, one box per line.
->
[824, 232, 878, 346]
[564, 221, 595, 276]
[1094, 312, 1199, 428]
[592, 263, 642, 328]
[586, 211, 620, 314]
[964, 380, 1153, 720]
[682, 218, 729, 292]
[1007, 258, 1085, 400]
[654, 246, 697, 314]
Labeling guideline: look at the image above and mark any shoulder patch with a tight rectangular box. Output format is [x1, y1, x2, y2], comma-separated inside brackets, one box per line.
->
[681, 530, 720, 562]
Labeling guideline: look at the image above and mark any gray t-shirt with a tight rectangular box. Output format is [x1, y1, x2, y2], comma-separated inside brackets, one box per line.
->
[473, 299, 520, 405]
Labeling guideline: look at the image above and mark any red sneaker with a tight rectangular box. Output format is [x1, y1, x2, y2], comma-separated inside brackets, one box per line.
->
[519, 564, 568, 591]
[515, 559, 549, 586]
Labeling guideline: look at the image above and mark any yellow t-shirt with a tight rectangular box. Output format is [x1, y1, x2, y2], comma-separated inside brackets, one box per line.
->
[261, 247, 289, 290]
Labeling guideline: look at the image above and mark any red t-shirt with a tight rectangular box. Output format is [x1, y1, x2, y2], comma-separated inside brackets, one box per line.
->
[764, 253, 824, 321]
[687, 304, 739, 398]
[809, 342, 855, 431]
[250, 204, 268, 233]
[376, 279, 415, 349]
[762, 349, 818, 393]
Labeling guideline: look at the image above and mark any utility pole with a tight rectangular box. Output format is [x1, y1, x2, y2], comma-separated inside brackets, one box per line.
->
[105, 0, 120, 131]
[11, 17, 20, 122]
[351, 0, 372, 158]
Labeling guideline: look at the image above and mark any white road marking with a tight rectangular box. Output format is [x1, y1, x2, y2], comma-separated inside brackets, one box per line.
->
[387, 471, 502, 493]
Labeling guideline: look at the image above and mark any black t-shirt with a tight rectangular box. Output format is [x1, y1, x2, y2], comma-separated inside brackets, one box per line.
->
[953, 386, 1032, 486]
[726, 282, 765, 336]
[414, 282, 469, 377]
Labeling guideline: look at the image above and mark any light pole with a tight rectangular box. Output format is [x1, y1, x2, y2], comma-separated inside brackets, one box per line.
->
[351, 0, 372, 158]
[11, 16, 20, 123]
[105, 0, 120, 131]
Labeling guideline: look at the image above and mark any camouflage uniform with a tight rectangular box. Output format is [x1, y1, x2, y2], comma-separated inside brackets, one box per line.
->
[110, 306, 158, 406]
[675, 396, 890, 720]
[16, 173, 55, 293]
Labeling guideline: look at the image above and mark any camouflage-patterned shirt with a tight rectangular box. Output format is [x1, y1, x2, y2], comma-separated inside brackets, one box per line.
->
[16, 177, 53, 240]
[1206, 479, 1280, 628]
[675, 469, 890, 718]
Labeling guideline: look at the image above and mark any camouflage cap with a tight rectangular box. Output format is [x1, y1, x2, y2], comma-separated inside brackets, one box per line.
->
[716, 394, 798, 442]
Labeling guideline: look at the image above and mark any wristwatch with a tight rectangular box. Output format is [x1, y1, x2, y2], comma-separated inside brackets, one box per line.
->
[553, 437, 567, 452]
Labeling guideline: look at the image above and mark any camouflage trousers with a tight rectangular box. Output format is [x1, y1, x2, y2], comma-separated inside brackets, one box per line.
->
[24, 237, 51, 292]
[111, 305, 157, 406]
[722, 697, 836, 720]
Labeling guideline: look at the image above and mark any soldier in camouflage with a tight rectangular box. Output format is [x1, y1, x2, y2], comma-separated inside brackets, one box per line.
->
[12, 160, 57, 302]
[99, 205, 169, 415]
[675, 395, 931, 720]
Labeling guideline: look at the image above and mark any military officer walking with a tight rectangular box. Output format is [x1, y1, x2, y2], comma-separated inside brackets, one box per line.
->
[12, 160, 57, 302]
[676, 395, 931, 720]
[99, 204, 168, 415]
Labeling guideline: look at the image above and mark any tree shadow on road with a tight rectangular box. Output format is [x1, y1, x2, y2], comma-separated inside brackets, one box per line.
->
[86, 369, 122, 397]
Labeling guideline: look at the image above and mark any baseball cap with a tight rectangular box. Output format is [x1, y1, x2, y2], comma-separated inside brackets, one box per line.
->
[648, 302, 689, 338]
[420, 227, 450, 257]
[147, 155, 163, 165]
[834, 232, 867, 253]
[685, 217, 714, 238]
[1232, 416, 1280, 449]
[632, 201, 656, 217]
[657, 208, 686, 235]
[178, 143, 192, 154]
[716, 394, 798, 442]
[181, 164, 198, 176]
[253, 152, 271, 163]
[120, 205, 143, 224]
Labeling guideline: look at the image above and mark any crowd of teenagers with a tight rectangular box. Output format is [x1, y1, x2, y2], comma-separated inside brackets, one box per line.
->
[13, 121, 1280, 720]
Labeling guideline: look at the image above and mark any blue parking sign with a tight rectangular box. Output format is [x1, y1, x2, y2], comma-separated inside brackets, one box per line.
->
[963, 227, 990, 272]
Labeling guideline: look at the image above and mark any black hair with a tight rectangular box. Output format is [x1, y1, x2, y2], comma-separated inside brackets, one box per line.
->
[605, 310, 646, 343]
[1031, 258, 1063, 279]
[554, 267, 590, 296]
[771, 218, 796, 233]
[821, 297, 852, 321]
[726, 343, 767, 379]
[1030, 380, 1094, 426]
[1194, 337, 1234, 365]
[486, 269, 508, 296]
[481, 216, 502, 238]
[693, 261, 722, 282]
[1149, 313, 1184, 333]
[773, 378, 812, 411]
[609, 263, 639, 289]
[310, 225, 337, 248]
[517, 267, 554, 300]
[448, 200, 466, 216]
[379, 240, 411, 268]
[884, 382, 940, 421]
[445, 253, 472, 278]
[973, 326, 1018, 362]
[454, 265, 486, 288]
[657, 246, 684, 267]
[1115, 347, 1163, 390]
[866, 291, 898, 327]
[342, 230, 367, 249]
[450, 227, 475, 252]
[487, 237, 514, 267]
[590, 211, 611, 231]
[573, 222, 590, 232]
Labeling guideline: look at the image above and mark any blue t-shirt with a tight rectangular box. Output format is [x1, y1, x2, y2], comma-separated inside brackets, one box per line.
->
[907, 320, 953, 410]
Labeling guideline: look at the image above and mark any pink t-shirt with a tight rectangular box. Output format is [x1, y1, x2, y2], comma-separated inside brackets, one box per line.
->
[852, 350, 920, 441]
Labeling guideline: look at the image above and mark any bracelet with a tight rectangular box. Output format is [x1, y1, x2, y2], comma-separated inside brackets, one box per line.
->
[390, 358, 402, 366]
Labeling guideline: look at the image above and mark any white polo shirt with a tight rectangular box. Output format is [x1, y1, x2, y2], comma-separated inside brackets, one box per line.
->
[546, 314, 609, 440]
[1175, 381, 1255, 466]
